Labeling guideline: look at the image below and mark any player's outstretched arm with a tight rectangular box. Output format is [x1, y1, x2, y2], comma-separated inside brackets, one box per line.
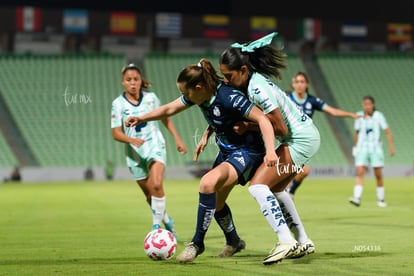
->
[125, 98, 188, 127]
[324, 104, 361, 119]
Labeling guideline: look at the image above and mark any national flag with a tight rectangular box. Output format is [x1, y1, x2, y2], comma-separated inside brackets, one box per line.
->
[110, 12, 136, 35]
[156, 13, 181, 37]
[250, 16, 277, 40]
[341, 21, 367, 41]
[203, 15, 229, 38]
[16, 6, 41, 32]
[298, 18, 321, 41]
[63, 9, 88, 33]
[387, 23, 412, 44]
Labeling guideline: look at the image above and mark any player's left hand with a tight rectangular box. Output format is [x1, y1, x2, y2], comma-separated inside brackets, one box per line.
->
[125, 116, 140, 127]
[353, 113, 363, 119]
[264, 151, 278, 167]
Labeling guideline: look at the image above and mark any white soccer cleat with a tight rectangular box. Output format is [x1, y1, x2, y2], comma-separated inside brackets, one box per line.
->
[263, 240, 299, 265]
[377, 200, 387, 207]
[176, 242, 204, 263]
[349, 197, 361, 207]
[286, 239, 315, 259]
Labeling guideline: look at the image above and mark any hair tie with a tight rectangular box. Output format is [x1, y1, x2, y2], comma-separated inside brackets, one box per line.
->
[197, 62, 202, 68]
[231, 32, 278, 52]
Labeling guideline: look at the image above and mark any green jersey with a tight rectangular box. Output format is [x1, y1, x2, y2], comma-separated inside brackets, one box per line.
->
[354, 110, 388, 152]
[246, 72, 320, 167]
[247, 72, 313, 142]
[111, 91, 166, 169]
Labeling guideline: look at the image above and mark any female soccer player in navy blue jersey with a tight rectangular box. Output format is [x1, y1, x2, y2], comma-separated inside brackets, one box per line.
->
[125, 58, 278, 263]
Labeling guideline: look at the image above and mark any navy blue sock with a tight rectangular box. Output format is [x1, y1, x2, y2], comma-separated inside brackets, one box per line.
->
[289, 179, 302, 195]
[214, 203, 240, 246]
[192, 192, 216, 249]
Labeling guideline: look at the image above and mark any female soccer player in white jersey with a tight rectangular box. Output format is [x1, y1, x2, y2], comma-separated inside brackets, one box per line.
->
[349, 95, 394, 207]
[220, 32, 321, 264]
[111, 63, 188, 237]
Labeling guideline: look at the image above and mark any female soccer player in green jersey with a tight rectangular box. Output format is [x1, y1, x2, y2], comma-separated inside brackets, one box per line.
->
[349, 95, 394, 207]
[111, 63, 188, 237]
[220, 32, 320, 264]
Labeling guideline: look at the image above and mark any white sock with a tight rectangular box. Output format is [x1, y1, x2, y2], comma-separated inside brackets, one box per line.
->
[354, 184, 363, 199]
[163, 212, 170, 224]
[377, 187, 385, 201]
[275, 191, 309, 244]
[151, 196, 166, 226]
[248, 184, 295, 243]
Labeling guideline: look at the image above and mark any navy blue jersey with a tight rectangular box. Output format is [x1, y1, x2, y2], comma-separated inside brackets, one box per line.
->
[181, 81, 265, 154]
[287, 92, 326, 118]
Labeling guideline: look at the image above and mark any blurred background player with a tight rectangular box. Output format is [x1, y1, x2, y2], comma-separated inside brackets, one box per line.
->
[349, 95, 394, 207]
[111, 63, 188, 237]
[286, 72, 360, 198]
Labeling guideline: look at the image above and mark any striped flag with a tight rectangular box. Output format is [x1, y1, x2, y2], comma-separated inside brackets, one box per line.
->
[250, 16, 277, 40]
[341, 21, 367, 41]
[63, 9, 88, 33]
[387, 23, 412, 44]
[298, 18, 321, 41]
[16, 6, 41, 32]
[203, 15, 229, 38]
[156, 13, 182, 37]
[110, 12, 136, 35]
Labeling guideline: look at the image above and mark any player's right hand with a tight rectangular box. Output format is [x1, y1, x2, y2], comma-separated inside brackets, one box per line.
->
[233, 121, 249, 135]
[193, 137, 208, 161]
[125, 116, 140, 127]
[130, 138, 145, 148]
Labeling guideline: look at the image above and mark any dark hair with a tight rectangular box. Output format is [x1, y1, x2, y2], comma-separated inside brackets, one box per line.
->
[176, 58, 222, 93]
[121, 63, 151, 89]
[219, 45, 287, 80]
[363, 95, 376, 110]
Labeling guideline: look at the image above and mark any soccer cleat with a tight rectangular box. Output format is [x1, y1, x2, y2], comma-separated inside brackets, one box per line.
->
[263, 240, 299, 265]
[163, 217, 178, 240]
[286, 239, 315, 259]
[377, 200, 387, 207]
[349, 197, 361, 207]
[152, 224, 161, 230]
[176, 242, 204, 263]
[217, 239, 246, 258]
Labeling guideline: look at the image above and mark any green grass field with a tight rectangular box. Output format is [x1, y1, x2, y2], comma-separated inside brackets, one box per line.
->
[0, 177, 413, 275]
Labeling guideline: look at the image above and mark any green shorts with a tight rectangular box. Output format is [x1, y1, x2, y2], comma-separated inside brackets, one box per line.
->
[282, 124, 321, 167]
[126, 142, 166, 181]
[355, 147, 384, 168]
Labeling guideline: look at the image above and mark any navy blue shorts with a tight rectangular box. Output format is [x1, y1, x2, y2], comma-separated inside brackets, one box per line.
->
[212, 149, 264, 186]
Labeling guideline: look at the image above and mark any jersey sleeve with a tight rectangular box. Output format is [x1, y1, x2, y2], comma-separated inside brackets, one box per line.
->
[227, 90, 254, 117]
[311, 96, 326, 111]
[377, 111, 389, 130]
[111, 99, 123, 128]
[180, 95, 195, 106]
[153, 93, 161, 109]
[354, 111, 363, 131]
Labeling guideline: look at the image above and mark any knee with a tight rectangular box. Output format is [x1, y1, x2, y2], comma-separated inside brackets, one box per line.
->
[200, 175, 217, 193]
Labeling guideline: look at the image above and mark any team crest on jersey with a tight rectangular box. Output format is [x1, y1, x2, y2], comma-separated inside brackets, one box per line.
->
[213, 106, 221, 117]
[305, 102, 312, 110]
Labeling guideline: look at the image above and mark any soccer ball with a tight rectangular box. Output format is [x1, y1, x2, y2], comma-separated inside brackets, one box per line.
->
[143, 229, 177, 260]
